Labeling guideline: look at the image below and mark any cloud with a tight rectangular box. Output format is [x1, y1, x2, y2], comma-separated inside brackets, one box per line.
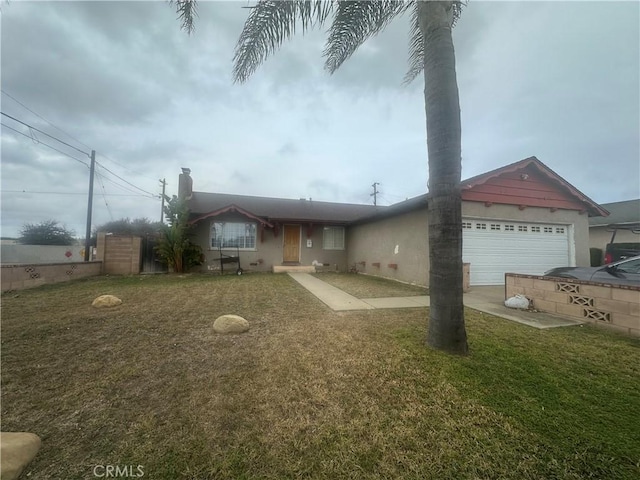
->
[0, 0, 637, 238]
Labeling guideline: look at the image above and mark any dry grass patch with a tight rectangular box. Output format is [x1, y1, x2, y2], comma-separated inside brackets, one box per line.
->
[312, 272, 428, 298]
[2, 274, 638, 479]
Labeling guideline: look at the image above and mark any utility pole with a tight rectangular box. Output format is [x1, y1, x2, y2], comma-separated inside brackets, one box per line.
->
[159, 178, 167, 223]
[84, 150, 96, 261]
[370, 182, 380, 206]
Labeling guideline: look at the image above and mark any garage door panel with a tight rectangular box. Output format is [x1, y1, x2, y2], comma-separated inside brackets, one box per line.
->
[462, 219, 570, 285]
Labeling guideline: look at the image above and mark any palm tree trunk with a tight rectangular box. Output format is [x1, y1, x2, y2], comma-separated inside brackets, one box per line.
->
[419, 1, 468, 354]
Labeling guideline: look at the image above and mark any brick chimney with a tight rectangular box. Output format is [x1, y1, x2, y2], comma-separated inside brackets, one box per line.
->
[178, 168, 193, 200]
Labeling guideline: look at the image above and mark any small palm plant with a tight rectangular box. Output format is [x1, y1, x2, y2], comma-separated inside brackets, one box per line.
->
[155, 195, 202, 273]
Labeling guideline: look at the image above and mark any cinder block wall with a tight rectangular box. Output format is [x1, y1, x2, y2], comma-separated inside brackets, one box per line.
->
[1, 262, 102, 291]
[97, 233, 142, 275]
[506, 274, 640, 336]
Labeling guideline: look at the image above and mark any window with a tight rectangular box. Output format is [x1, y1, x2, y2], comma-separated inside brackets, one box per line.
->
[556, 227, 565, 234]
[490, 224, 501, 231]
[518, 225, 528, 232]
[617, 258, 640, 274]
[505, 225, 515, 231]
[531, 226, 541, 233]
[211, 222, 257, 249]
[544, 226, 553, 233]
[462, 222, 472, 229]
[323, 226, 345, 250]
[476, 223, 487, 230]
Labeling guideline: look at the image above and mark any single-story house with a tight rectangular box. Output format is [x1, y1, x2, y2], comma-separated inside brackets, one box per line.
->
[181, 156, 608, 286]
[588, 199, 640, 255]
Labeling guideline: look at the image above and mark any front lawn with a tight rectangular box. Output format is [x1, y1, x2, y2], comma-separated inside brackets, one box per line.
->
[312, 271, 428, 298]
[2, 274, 638, 479]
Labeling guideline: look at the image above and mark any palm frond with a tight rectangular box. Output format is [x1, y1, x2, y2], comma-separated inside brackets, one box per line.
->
[403, 0, 466, 85]
[171, 0, 198, 34]
[233, 0, 333, 84]
[323, 0, 411, 74]
[403, 1, 423, 85]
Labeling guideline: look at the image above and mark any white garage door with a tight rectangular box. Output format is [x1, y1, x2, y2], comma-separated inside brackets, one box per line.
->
[462, 219, 572, 286]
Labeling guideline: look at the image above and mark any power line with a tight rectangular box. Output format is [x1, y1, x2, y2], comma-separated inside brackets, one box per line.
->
[1, 107, 161, 199]
[1, 92, 157, 184]
[2, 120, 158, 198]
[95, 163, 149, 196]
[95, 162, 157, 198]
[1, 122, 90, 167]
[2, 109, 159, 207]
[1, 111, 91, 157]
[95, 171, 115, 221]
[97, 152, 159, 183]
[2, 190, 153, 197]
[1, 89, 92, 150]
[94, 170, 150, 197]
[376, 194, 394, 206]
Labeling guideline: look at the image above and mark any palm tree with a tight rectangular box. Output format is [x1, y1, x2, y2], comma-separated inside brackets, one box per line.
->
[173, 0, 468, 354]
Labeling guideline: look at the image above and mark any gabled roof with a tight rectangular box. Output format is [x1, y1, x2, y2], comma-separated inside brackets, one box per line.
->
[186, 157, 608, 226]
[189, 204, 274, 227]
[589, 199, 640, 227]
[461, 156, 609, 217]
[353, 156, 608, 225]
[188, 191, 383, 224]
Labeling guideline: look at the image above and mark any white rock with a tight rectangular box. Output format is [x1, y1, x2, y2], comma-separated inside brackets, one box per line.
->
[505, 295, 530, 309]
[92, 295, 123, 308]
[213, 314, 249, 334]
[0, 432, 41, 480]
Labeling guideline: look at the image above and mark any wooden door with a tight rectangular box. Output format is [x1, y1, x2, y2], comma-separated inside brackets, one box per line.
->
[283, 225, 300, 263]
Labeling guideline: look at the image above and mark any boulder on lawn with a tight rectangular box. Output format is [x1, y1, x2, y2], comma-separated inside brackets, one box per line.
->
[213, 314, 250, 334]
[0, 432, 42, 480]
[92, 295, 122, 308]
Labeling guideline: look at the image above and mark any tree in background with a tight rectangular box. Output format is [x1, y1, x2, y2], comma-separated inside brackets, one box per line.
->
[173, 0, 468, 354]
[155, 195, 203, 273]
[92, 218, 163, 245]
[18, 220, 76, 245]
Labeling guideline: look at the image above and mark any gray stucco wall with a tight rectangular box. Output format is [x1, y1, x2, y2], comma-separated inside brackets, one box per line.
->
[190, 213, 348, 273]
[347, 201, 590, 287]
[347, 208, 429, 286]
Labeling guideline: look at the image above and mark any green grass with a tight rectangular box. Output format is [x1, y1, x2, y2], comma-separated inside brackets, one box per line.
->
[1, 274, 638, 479]
[312, 271, 428, 298]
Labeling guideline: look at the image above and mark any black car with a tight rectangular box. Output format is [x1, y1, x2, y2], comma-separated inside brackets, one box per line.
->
[544, 255, 640, 286]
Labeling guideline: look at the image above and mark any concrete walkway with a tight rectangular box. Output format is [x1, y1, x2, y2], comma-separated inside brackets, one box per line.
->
[288, 273, 375, 310]
[288, 273, 583, 330]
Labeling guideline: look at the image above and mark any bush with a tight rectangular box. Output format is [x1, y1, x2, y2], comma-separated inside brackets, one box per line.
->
[18, 220, 75, 245]
[154, 195, 202, 273]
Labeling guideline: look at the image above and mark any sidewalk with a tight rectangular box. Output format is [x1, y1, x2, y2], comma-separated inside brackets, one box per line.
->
[288, 273, 583, 330]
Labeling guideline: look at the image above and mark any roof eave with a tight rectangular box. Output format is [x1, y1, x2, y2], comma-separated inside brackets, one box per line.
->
[189, 204, 274, 228]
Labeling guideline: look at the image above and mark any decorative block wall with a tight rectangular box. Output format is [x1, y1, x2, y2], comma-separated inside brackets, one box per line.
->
[506, 274, 640, 336]
[1, 262, 102, 292]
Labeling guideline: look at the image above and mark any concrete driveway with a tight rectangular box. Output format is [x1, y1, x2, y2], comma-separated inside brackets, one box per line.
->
[464, 285, 584, 329]
[289, 273, 583, 330]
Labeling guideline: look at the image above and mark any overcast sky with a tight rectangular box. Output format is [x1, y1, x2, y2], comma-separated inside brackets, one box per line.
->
[1, 0, 638, 239]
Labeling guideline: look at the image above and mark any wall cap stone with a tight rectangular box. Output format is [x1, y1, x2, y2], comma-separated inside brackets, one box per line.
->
[505, 273, 640, 292]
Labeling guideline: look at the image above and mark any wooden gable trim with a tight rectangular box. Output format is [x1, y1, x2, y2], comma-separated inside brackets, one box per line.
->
[461, 156, 609, 217]
[189, 204, 274, 228]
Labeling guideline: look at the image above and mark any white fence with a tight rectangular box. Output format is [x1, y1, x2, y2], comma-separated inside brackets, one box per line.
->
[0, 245, 92, 265]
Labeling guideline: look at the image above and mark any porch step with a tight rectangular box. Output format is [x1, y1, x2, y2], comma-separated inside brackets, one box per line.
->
[273, 265, 316, 273]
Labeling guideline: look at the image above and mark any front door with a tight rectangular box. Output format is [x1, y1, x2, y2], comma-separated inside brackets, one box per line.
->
[283, 225, 300, 263]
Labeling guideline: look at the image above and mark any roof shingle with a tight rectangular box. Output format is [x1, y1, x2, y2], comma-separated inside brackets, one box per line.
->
[188, 191, 383, 224]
